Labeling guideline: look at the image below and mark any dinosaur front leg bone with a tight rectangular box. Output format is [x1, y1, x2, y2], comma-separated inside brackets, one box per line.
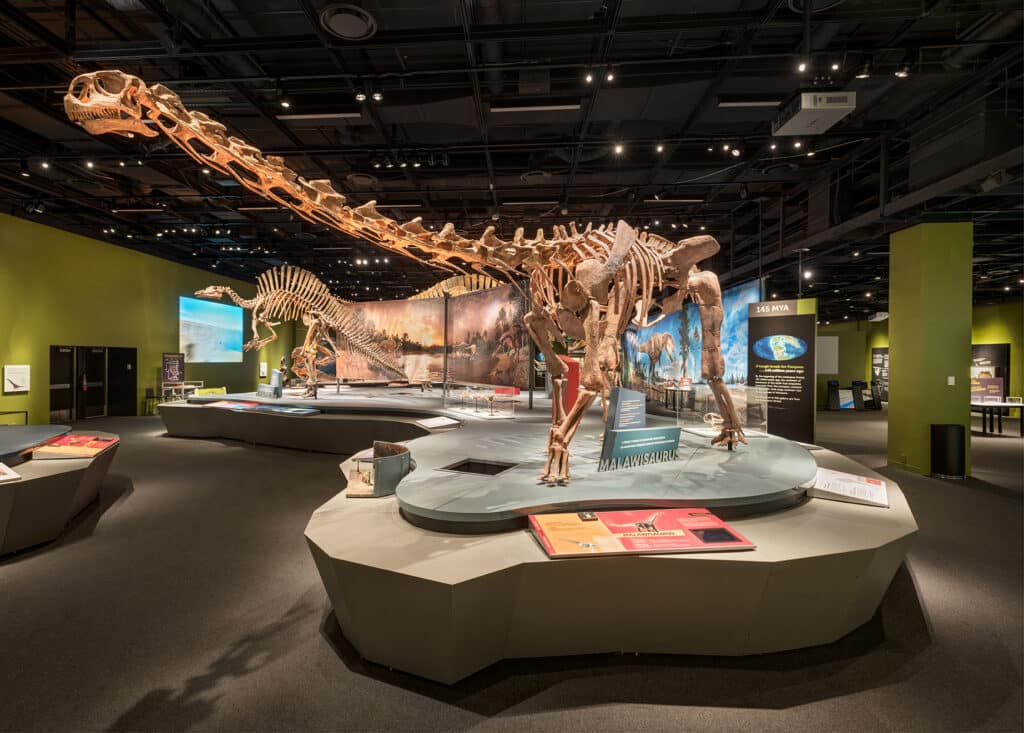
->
[707, 376, 747, 449]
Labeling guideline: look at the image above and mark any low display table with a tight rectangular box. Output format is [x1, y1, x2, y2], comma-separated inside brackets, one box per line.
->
[972, 401, 1023, 436]
[0, 428, 118, 555]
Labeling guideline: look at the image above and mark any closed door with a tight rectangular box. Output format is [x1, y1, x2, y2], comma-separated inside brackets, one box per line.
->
[107, 347, 137, 416]
[76, 347, 107, 419]
[49, 346, 74, 424]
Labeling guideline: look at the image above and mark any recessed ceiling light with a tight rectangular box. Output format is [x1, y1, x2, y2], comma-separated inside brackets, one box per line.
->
[614, 143, 623, 155]
[585, 72, 593, 84]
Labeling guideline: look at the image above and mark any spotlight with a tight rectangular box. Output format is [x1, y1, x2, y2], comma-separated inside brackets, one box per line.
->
[831, 62, 840, 71]
[371, 90, 383, 102]
[614, 143, 623, 155]
[770, 143, 777, 150]
[412, 160, 421, 168]
[605, 71, 614, 82]
[894, 64, 910, 78]
[372, 160, 381, 169]
[399, 160, 408, 168]
[707, 146, 713, 152]
[654, 219, 660, 226]
[656, 144, 664, 153]
[699, 225, 706, 231]
[118, 160, 126, 167]
[722, 143, 730, 151]
[202, 167, 211, 174]
[797, 59, 808, 73]
[793, 141, 802, 149]
[865, 292, 872, 298]
[85, 160, 95, 168]
[731, 148, 741, 157]
[385, 159, 394, 168]
[803, 270, 813, 279]
[585, 72, 593, 84]
[279, 98, 291, 109]
[19, 161, 29, 177]
[355, 90, 368, 102]
[807, 151, 815, 157]
[40, 160, 49, 169]
[855, 62, 872, 79]
[853, 251, 860, 257]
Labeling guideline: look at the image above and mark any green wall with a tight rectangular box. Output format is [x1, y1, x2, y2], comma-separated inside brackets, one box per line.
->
[0, 214, 294, 425]
[818, 302, 1022, 410]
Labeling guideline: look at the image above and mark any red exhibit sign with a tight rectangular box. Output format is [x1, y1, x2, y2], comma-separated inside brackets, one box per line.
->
[556, 355, 580, 413]
[529, 507, 755, 558]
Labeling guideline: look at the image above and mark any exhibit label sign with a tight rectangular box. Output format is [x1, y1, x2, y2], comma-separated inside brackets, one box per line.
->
[747, 299, 816, 443]
[598, 386, 679, 471]
[871, 347, 889, 402]
[529, 508, 756, 558]
[162, 352, 185, 383]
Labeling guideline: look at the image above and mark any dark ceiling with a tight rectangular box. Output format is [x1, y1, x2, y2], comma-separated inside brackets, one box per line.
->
[0, 0, 1021, 321]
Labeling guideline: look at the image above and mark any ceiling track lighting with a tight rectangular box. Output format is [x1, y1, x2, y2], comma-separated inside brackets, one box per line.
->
[855, 61, 872, 79]
[19, 161, 30, 177]
[894, 63, 910, 78]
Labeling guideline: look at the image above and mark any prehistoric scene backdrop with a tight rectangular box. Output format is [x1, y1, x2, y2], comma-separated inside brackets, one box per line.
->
[446, 283, 530, 388]
[621, 278, 762, 390]
[294, 282, 529, 387]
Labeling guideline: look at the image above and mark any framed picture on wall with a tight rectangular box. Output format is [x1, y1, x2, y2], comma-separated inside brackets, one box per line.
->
[3, 364, 30, 393]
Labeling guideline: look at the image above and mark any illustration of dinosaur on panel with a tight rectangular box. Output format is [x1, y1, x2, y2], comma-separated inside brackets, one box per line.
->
[66, 70, 746, 484]
[194, 265, 406, 397]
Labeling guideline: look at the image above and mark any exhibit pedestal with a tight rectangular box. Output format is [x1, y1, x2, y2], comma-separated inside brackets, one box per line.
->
[0, 436, 118, 555]
[306, 449, 917, 684]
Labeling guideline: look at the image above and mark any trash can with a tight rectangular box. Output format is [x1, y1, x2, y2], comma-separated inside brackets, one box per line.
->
[930, 424, 966, 479]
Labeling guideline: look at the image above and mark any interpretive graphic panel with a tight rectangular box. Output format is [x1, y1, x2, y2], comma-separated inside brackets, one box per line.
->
[599, 387, 679, 471]
[33, 434, 119, 459]
[972, 343, 1010, 399]
[621, 278, 761, 390]
[529, 507, 755, 558]
[162, 352, 185, 382]
[339, 298, 445, 382]
[871, 347, 889, 401]
[971, 377, 1004, 401]
[179, 296, 243, 363]
[446, 283, 529, 388]
[2, 364, 30, 393]
[747, 299, 816, 443]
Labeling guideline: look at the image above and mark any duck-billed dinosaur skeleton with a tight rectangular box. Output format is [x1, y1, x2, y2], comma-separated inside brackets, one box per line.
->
[194, 265, 406, 396]
[66, 70, 746, 484]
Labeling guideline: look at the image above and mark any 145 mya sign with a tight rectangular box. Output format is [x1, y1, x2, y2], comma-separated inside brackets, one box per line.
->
[746, 300, 816, 443]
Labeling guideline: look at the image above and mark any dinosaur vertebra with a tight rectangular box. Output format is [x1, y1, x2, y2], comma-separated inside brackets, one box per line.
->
[194, 265, 406, 396]
[68, 70, 746, 484]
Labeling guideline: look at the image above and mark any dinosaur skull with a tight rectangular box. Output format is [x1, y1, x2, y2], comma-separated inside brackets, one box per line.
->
[195, 285, 226, 300]
[64, 71, 157, 138]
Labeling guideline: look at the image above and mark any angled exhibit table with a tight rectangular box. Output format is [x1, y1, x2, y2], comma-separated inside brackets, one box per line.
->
[0, 426, 119, 555]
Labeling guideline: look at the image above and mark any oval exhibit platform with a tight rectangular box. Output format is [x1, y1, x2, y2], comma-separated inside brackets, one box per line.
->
[306, 447, 918, 684]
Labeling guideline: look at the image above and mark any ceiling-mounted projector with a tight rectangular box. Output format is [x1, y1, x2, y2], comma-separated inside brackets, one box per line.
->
[772, 91, 857, 136]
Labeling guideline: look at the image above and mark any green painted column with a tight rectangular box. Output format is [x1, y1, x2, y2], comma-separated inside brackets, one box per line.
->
[888, 222, 973, 474]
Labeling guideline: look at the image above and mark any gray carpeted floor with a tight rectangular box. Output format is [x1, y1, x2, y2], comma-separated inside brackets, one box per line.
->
[0, 409, 1020, 732]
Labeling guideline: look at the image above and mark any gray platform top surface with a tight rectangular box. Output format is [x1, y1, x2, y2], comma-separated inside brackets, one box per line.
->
[394, 419, 817, 524]
[199, 388, 818, 523]
[0, 425, 71, 465]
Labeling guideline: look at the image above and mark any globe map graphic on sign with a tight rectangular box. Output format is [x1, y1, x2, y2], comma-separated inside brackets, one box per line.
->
[753, 334, 808, 362]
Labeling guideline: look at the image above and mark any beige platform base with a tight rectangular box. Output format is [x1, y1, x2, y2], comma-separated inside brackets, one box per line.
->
[305, 449, 917, 684]
[0, 445, 117, 555]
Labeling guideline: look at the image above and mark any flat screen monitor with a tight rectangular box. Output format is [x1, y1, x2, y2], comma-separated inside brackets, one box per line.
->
[179, 296, 244, 363]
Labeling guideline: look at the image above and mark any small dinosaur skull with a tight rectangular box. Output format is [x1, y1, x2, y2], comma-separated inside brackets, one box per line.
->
[64, 71, 157, 138]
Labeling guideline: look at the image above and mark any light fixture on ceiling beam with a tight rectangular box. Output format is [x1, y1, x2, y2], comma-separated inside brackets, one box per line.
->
[717, 96, 784, 108]
[894, 63, 910, 78]
[490, 103, 581, 113]
[642, 198, 704, 204]
[276, 112, 361, 120]
[110, 208, 164, 213]
[855, 61, 872, 79]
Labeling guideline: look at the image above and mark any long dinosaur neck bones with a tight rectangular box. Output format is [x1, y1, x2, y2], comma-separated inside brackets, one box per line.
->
[221, 287, 255, 310]
[131, 84, 685, 287]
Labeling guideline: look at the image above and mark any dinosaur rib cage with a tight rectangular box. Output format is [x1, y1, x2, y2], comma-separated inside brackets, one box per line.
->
[255, 265, 405, 378]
